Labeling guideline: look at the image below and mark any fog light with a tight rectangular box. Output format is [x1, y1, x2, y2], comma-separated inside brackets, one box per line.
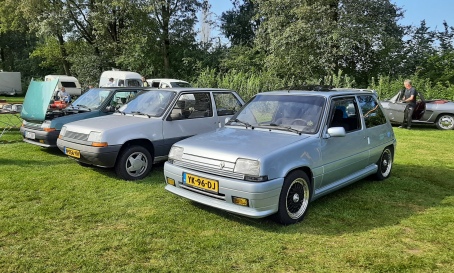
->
[232, 196, 249, 207]
[167, 177, 175, 186]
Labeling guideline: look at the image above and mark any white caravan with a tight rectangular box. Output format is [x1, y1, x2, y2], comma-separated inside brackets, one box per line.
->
[99, 71, 143, 87]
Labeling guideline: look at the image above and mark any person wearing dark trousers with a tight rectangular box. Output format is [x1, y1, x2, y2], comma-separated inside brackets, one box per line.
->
[399, 79, 417, 129]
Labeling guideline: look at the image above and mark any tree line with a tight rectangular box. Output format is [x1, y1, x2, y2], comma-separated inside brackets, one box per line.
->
[1, 0, 453, 100]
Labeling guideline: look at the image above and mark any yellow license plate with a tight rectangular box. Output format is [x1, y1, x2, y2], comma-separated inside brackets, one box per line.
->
[184, 173, 219, 193]
[65, 147, 80, 158]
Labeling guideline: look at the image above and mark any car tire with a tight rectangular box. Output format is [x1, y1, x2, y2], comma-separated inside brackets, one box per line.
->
[435, 114, 454, 130]
[375, 147, 393, 181]
[115, 145, 152, 181]
[275, 170, 311, 225]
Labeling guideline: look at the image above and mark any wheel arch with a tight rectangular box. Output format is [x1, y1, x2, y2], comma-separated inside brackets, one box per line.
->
[118, 138, 155, 163]
[284, 166, 315, 200]
[435, 113, 454, 130]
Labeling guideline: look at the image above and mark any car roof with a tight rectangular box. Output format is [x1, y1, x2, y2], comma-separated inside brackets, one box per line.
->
[143, 87, 234, 93]
[260, 88, 376, 98]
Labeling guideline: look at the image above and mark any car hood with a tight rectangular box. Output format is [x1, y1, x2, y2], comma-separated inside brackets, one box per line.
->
[21, 79, 59, 121]
[63, 114, 160, 133]
[174, 127, 310, 161]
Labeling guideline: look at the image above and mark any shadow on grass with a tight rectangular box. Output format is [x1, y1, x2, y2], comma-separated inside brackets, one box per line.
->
[186, 162, 454, 235]
[36, 148, 167, 184]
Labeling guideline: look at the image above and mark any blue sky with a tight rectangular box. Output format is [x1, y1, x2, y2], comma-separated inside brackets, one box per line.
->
[395, 0, 452, 30]
[209, 0, 453, 31]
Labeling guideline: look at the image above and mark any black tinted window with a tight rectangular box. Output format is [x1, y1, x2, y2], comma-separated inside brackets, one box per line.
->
[61, 81, 77, 88]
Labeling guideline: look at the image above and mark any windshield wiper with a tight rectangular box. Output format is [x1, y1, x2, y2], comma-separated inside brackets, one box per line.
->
[74, 104, 91, 110]
[228, 118, 254, 129]
[130, 111, 151, 117]
[261, 123, 302, 135]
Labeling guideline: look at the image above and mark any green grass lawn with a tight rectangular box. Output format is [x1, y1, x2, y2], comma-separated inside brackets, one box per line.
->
[1, 127, 453, 272]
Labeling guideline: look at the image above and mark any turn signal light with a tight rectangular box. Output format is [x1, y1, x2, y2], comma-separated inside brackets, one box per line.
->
[92, 142, 108, 147]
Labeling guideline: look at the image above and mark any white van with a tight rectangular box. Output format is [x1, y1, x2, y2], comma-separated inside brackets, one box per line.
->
[99, 71, 143, 87]
[45, 75, 82, 96]
[146, 78, 191, 88]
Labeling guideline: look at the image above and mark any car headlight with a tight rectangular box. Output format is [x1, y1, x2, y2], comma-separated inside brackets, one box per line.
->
[234, 158, 260, 176]
[87, 131, 102, 142]
[168, 146, 184, 161]
[41, 121, 51, 128]
[60, 126, 67, 137]
[40, 121, 55, 132]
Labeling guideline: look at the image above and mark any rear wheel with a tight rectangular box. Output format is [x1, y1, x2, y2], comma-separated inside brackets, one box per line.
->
[276, 170, 311, 225]
[115, 145, 152, 180]
[435, 114, 454, 130]
[375, 147, 393, 180]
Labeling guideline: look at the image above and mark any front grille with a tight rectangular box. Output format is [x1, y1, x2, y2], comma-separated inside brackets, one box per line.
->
[23, 123, 43, 131]
[65, 130, 89, 141]
[174, 156, 244, 180]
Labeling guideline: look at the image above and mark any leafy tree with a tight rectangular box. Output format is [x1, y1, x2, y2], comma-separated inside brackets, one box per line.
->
[220, 0, 259, 47]
[19, 0, 74, 75]
[147, 0, 203, 77]
[254, 0, 404, 86]
[399, 20, 436, 77]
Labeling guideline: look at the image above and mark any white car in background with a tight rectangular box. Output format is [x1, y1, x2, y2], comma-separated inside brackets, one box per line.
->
[146, 79, 191, 88]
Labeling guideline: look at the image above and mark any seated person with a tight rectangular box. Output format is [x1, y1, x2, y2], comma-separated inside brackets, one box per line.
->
[59, 87, 71, 103]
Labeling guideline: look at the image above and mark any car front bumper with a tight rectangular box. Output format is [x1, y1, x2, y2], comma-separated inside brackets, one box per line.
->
[164, 161, 284, 218]
[57, 138, 121, 168]
[20, 127, 60, 148]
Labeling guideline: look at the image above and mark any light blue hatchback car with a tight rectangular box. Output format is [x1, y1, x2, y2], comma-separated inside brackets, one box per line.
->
[164, 88, 396, 225]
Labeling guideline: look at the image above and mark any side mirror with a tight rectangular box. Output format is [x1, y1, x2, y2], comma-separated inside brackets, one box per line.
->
[167, 113, 182, 121]
[327, 127, 346, 137]
[105, 105, 116, 112]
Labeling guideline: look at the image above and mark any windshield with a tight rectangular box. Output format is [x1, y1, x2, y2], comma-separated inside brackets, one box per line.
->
[119, 90, 176, 116]
[71, 88, 114, 110]
[230, 94, 325, 134]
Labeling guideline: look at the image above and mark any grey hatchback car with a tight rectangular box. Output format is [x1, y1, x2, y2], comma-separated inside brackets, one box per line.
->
[57, 88, 244, 180]
[164, 89, 396, 225]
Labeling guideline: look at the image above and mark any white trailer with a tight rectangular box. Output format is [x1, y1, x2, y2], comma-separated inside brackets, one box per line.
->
[0, 72, 22, 95]
[45, 75, 82, 96]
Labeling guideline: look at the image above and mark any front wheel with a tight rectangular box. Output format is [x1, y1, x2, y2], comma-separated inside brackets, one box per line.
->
[435, 114, 454, 130]
[275, 170, 311, 225]
[375, 147, 393, 181]
[115, 145, 152, 181]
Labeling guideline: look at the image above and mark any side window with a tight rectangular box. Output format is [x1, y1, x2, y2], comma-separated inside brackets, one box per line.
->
[127, 79, 141, 87]
[330, 97, 361, 132]
[118, 80, 125, 87]
[169, 92, 212, 120]
[358, 95, 387, 128]
[111, 90, 139, 109]
[152, 81, 160, 88]
[213, 92, 243, 116]
[61, 81, 77, 88]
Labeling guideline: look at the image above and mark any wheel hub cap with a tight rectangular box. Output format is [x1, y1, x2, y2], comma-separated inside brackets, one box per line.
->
[292, 193, 300, 203]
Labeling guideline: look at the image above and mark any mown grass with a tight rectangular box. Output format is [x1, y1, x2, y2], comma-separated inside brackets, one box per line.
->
[1, 126, 453, 272]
